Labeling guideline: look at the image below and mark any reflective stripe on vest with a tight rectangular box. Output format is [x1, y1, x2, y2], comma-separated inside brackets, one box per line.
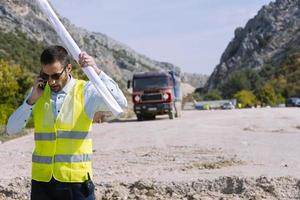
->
[57, 131, 91, 139]
[34, 132, 56, 141]
[55, 154, 92, 162]
[32, 154, 92, 164]
[34, 131, 90, 141]
[32, 155, 52, 164]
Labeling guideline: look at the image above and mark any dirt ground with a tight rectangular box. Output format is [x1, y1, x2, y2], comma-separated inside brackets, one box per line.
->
[0, 108, 299, 199]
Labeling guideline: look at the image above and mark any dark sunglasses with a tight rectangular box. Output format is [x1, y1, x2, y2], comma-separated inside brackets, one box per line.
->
[40, 65, 68, 81]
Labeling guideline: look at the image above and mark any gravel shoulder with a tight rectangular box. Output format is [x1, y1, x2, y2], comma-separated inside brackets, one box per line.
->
[0, 108, 299, 199]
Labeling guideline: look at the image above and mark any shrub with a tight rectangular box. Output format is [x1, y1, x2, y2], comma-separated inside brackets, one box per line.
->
[0, 60, 33, 125]
[203, 89, 222, 101]
[234, 90, 256, 108]
[0, 30, 44, 73]
[260, 53, 300, 98]
[220, 69, 262, 98]
[256, 83, 277, 106]
[0, 104, 15, 125]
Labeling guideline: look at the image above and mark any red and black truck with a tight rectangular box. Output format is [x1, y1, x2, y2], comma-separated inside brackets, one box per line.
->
[128, 71, 182, 121]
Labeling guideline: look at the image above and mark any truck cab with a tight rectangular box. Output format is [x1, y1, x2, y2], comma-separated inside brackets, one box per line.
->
[128, 71, 182, 121]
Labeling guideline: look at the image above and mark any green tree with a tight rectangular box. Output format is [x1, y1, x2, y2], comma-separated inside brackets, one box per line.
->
[220, 70, 249, 98]
[0, 60, 33, 124]
[269, 75, 287, 96]
[0, 60, 20, 105]
[203, 89, 222, 101]
[276, 54, 300, 97]
[256, 83, 277, 106]
[0, 104, 14, 125]
[246, 69, 264, 92]
[192, 92, 202, 101]
[234, 90, 256, 108]
[0, 30, 44, 73]
[260, 53, 300, 98]
[220, 69, 263, 98]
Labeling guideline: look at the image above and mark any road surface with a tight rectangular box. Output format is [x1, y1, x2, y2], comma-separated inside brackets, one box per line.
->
[0, 108, 299, 199]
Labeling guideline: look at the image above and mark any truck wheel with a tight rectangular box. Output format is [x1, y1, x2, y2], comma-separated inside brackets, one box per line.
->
[137, 115, 143, 121]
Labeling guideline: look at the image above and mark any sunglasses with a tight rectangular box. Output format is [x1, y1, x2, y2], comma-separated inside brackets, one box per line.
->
[40, 65, 68, 81]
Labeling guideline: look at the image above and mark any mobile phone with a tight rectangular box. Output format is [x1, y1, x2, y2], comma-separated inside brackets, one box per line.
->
[38, 71, 47, 90]
[38, 81, 46, 90]
[38, 76, 47, 90]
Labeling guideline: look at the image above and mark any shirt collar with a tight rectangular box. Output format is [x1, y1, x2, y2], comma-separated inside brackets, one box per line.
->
[54, 75, 76, 94]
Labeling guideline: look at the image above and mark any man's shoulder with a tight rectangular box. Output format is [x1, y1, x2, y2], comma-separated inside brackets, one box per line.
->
[75, 79, 92, 92]
[75, 79, 87, 84]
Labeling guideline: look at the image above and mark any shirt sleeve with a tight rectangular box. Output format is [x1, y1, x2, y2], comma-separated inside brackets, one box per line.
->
[6, 91, 33, 135]
[84, 71, 128, 119]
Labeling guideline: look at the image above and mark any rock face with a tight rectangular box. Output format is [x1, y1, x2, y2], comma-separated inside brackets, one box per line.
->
[0, 0, 207, 88]
[206, 0, 300, 89]
[182, 73, 208, 88]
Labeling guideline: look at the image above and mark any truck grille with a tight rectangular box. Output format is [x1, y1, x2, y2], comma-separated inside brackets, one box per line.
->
[141, 94, 162, 102]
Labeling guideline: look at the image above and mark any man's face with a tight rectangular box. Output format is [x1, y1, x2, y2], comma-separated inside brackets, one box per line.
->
[41, 61, 71, 93]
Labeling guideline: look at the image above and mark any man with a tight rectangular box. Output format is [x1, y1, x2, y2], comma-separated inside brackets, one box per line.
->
[7, 45, 127, 200]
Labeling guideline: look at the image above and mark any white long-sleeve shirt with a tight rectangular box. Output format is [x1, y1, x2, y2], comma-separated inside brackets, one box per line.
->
[7, 71, 127, 135]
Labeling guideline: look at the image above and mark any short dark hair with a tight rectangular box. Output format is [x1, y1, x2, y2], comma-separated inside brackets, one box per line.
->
[40, 45, 70, 66]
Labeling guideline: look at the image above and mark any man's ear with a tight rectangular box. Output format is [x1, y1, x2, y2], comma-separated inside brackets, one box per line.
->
[67, 64, 72, 72]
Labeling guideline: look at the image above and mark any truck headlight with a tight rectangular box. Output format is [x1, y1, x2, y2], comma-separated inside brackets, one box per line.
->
[163, 93, 169, 100]
[133, 95, 141, 103]
[163, 92, 171, 102]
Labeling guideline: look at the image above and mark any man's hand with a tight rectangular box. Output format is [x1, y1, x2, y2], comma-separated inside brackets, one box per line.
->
[78, 52, 101, 75]
[27, 76, 46, 105]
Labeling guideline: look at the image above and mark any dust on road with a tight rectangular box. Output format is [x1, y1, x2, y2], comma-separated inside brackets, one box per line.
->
[0, 108, 300, 199]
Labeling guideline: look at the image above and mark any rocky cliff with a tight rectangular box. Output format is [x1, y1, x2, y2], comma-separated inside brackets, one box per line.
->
[206, 0, 300, 89]
[0, 0, 206, 89]
[182, 73, 208, 88]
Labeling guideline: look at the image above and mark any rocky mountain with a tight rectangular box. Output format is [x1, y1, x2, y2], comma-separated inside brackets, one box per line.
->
[206, 0, 300, 90]
[182, 73, 208, 88]
[0, 0, 207, 91]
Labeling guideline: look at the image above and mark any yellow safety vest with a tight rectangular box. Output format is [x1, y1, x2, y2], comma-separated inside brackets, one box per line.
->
[32, 80, 93, 183]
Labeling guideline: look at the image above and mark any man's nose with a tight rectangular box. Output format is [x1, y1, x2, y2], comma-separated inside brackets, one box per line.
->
[48, 78, 56, 85]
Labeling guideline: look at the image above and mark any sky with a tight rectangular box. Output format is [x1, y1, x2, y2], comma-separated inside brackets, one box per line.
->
[50, 0, 273, 75]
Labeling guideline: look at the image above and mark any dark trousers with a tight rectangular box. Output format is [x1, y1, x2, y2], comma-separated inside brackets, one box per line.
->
[31, 178, 95, 200]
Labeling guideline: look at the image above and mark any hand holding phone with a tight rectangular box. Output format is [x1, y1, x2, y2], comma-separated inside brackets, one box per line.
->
[27, 76, 46, 105]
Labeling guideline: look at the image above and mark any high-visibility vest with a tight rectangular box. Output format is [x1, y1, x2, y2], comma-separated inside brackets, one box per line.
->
[32, 80, 93, 183]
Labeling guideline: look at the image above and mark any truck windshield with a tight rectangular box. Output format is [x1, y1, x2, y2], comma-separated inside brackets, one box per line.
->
[133, 77, 169, 90]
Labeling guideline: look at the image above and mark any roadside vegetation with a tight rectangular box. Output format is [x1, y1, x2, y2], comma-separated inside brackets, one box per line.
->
[0, 31, 45, 128]
[192, 54, 300, 108]
[0, 60, 33, 124]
